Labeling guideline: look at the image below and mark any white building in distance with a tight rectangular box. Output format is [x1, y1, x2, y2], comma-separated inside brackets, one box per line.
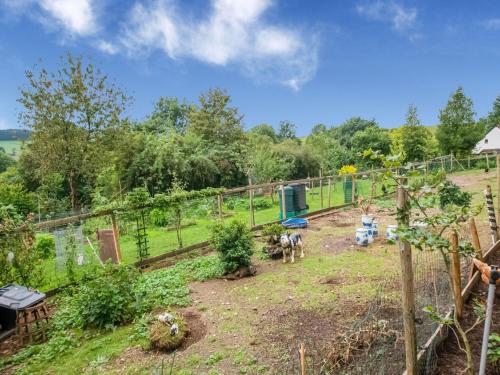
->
[473, 126, 500, 154]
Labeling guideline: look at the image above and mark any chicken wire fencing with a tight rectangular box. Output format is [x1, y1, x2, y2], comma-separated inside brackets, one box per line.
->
[277, 246, 460, 375]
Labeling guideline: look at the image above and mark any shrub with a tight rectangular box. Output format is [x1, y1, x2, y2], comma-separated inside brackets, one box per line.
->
[262, 223, 284, 244]
[488, 333, 500, 366]
[149, 208, 171, 227]
[438, 181, 472, 208]
[211, 220, 254, 274]
[53, 263, 141, 330]
[248, 197, 272, 210]
[34, 235, 55, 259]
[134, 268, 191, 313]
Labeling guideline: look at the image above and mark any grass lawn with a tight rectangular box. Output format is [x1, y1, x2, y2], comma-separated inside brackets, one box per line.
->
[0, 140, 23, 158]
[5, 168, 495, 374]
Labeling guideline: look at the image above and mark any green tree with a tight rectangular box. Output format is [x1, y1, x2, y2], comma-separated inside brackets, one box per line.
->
[0, 152, 15, 173]
[18, 54, 130, 210]
[277, 120, 297, 141]
[436, 87, 482, 156]
[143, 97, 189, 134]
[249, 124, 277, 143]
[478, 95, 500, 134]
[334, 117, 378, 148]
[396, 105, 437, 161]
[352, 126, 391, 161]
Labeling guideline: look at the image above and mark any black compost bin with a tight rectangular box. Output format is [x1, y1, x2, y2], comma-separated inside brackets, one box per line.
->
[0, 284, 45, 335]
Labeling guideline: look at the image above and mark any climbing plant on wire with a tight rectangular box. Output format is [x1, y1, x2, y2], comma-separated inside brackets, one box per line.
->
[364, 149, 482, 375]
[0, 212, 43, 287]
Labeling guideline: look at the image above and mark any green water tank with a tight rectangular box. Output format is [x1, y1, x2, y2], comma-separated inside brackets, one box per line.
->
[343, 179, 353, 203]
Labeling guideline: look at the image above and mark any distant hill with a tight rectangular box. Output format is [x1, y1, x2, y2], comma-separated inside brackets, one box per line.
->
[0, 129, 30, 141]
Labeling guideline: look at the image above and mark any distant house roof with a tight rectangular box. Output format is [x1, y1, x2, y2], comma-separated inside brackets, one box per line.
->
[473, 126, 500, 154]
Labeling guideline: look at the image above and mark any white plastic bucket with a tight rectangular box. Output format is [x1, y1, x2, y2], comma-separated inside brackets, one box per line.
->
[367, 227, 374, 243]
[386, 225, 398, 241]
[362, 215, 373, 228]
[356, 228, 369, 246]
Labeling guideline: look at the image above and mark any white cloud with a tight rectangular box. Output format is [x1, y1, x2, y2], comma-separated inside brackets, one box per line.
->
[119, 0, 319, 90]
[356, 1, 419, 40]
[483, 18, 500, 30]
[1, 0, 98, 36]
[96, 39, 119, 54]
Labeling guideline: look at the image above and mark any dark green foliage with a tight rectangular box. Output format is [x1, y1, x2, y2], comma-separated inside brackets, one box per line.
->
[0, 182, 36, 217]
[438, 181, 472, 208]
[35, 234, 55, 259]
[211, 220, 254, 273]
[0, 152, 15, 173]
[54, 263, 141, 330]
[251, 197, 273, 210]
[488, 333, 500, 365]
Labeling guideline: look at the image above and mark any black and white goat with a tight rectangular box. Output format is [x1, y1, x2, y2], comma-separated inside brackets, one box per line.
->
[279, 233, 304, 263]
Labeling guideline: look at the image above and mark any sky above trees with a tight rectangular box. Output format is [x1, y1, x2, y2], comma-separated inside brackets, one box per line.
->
[1, 0, 500, 134]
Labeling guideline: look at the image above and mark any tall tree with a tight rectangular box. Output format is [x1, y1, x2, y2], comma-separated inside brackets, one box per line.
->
[18, 55, 129, 209]
[333, 117, 378, 149]
[478, 95, 500, 134]
[436, 87, 482, 156]
[143, 97, 190, 134]
[396, 105, 436, 161]
[277, 120, 297, 141]
[249, 124, 278, 143]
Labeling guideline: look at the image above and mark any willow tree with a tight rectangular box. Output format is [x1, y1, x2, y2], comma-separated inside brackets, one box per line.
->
[18, 54, 129, 210]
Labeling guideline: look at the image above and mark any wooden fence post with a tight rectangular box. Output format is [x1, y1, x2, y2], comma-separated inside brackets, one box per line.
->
[110, 212, 122, 264]
[441, 157, 444, 173]
[248, 176, 255, 227]
[467, 155, 471, 169]
[327, 177, 332, 208]
[468, 217, 483, 280]
[319, 169, 323, 209]
[486, 153, 490, 170]
[280, 184, 286, 220]
[450, 153, 454, 171]
[217, 194, 223, 219]
[450, 232, 463, 319]
[397, 180, 417, 375]
[485, 185, 499, 244]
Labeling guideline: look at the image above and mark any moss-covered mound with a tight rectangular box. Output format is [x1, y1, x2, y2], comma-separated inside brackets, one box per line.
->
[149, 314, 188, 351]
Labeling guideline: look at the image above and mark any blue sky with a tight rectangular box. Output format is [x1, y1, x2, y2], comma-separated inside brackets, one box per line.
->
[1, 0, 500, 136]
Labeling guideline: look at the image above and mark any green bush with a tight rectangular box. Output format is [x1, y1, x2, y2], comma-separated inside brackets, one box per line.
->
[488, 333, 500, 366]
[262, 223, 284, 244]
[149, 208, 171, 227]
[211, 220, 254, 274]
[53, 263, 141, 330]
[248, 197, 273, 210]
[438, 181, 472, 208]
[35, 235, 55, 259]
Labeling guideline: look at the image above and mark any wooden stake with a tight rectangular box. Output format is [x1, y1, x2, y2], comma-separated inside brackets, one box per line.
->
[497, 154, 500, 219]
[299, 343, 306, 375]
[450, 232, 463, 319]
[468, 218, 483, 280]
[485, 185, 499, 244]
[486, 153, 490, 170]
[217, 194, 222, 219]
[327, 177, 332, 207]
[468, 156, 471, 169]
[397, 180, 417, 375]
[450, 153, 454, 171]
[280, 184, 286, 220]
[441, 157, 444, 172]
[248, 176, 255, 227]
[319, 169, 323, 209]
[110, 212, 122, 264]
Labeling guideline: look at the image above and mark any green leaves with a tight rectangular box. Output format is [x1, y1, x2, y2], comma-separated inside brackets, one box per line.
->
[211, 220, 254, 274]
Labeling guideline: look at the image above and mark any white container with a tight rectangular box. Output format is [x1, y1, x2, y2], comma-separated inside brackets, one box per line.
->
[372, 220, 379, 236]
[362, 214, 373, 228]
[356, 228, 369, 246]
[386, 225, 398, 241]
[367, 227, 374, 243]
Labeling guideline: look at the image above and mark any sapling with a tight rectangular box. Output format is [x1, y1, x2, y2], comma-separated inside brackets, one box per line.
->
[365, 149, 482, 374]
